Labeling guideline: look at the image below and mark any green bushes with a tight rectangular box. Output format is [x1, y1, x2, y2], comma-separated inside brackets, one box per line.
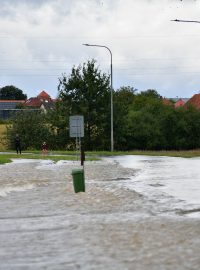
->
[7, 111, 53, 150]
[7, 89, 200, 151]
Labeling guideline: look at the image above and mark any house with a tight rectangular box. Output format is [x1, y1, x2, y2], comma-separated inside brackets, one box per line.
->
[0, 90, 55, 119]
[24, 91, 55, 113]
[161, 98, 174, 106]
[0, 100, 25, 109]
[185, 94, 200, 110]
[0, 100, 25, 119]
[174, 99, 186, 108]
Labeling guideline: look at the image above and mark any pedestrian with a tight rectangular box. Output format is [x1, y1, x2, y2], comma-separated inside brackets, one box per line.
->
[15, 134, 21, 154]
[41, 141, 48, 155]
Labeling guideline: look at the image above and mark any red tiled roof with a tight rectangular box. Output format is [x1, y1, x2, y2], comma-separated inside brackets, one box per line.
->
[175, 99, 185, 108]
[24, 90, 54, 107]
[185, 94, 200, 109]
[162, 98, 173, 106]
[37, 91, 51, 99]
[25, 98, 42, 107]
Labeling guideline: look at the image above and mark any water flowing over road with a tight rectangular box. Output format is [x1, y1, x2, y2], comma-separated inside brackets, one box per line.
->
[112, 155, 200, 217]
[0, 156, 200, 269]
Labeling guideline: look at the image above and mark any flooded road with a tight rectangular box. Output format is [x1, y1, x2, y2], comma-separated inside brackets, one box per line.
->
[0, 156, 200, 269]
[112, 155, 200, 217]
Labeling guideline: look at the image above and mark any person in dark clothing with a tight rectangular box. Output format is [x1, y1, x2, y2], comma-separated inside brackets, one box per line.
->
[15, 134, 21, 154]
[41, 141, 48, 155]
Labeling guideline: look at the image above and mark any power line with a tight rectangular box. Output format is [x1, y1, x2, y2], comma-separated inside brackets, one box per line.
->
[171, 19, 200, 24]
[2, 70, 200, 77]
[0, 74, 61, 77]
[2, 34, 200, 39]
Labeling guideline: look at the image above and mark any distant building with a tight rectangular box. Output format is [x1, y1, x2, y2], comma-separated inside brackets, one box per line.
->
[170, 98, 189, 103]
[24, 91, 55, 112]
[174, 99, 186, 108]
[0, 90, 55, 119]
[0, 100, 25, 109]
[161, 98, 174, 106]
[0, 100, 25, 119]
[185, 94, 200, 110]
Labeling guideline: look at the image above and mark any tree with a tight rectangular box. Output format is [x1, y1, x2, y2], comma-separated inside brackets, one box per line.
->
[58, 59, 111, 150]
[0, 85, 27, 100]
[7, 111, 52, 150]
[113, 86, 136, 150]
[139, 89, 161, 99]
[127, 97, 165, 150]
[46, 100, 70, 149]
[124, 89, 200, 151]
[124, 89, 166, 150]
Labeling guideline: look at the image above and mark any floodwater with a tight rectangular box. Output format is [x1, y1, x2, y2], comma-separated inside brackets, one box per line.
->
[0, 156, 200, 269]
[111, 155, 200, 218]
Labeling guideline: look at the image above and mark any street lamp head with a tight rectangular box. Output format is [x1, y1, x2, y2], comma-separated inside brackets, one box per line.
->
[82, 43, 90, 46]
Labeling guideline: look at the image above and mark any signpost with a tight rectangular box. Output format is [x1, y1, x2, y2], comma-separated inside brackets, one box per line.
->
[70, 115, 85, 192]
[69, 115, 84, 138]
[69, 115, 84, 162]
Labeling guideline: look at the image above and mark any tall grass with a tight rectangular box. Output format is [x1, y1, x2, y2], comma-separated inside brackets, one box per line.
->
[0, 124, 8, 151]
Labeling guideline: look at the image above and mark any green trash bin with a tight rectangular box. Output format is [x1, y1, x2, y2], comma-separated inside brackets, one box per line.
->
[72, 169, 85, 193]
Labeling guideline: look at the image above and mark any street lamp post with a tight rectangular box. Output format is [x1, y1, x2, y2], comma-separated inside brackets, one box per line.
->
[83, 43, 114, 152]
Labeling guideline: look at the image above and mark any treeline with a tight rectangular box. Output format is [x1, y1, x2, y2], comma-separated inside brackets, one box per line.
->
[6, 60, 200, 151]
[0, 85, 27, 100]
[114, 89, 200, 150]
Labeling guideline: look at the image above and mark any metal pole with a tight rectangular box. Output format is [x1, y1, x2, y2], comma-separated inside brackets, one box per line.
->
[83, 43, 114, 151]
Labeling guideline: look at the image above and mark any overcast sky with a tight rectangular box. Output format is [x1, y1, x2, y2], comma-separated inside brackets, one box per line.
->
[1, 0, 200, 98]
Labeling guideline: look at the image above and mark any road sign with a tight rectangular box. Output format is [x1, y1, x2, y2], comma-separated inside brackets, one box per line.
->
[69, 115, 84, 137]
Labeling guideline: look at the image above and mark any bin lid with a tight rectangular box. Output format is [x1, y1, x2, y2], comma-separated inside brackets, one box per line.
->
[72, 169, 84, 175]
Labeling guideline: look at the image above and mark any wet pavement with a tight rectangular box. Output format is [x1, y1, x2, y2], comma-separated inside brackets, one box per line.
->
[0, 156, 200, 269]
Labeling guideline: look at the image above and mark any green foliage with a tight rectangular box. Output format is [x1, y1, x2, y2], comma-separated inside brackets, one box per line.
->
[113, 86, 136, 150]
[125, 90, 200, 150]
[0, 156, 12, 164]
[0, 85, 27, 100]
[7, 111, 52, 150]
[58, 59, 110, 150]
[139, 89, 161, 99]
[46, 100, 69, 149]
[5, 60, 200, 151]
[0, 119, 11, 124]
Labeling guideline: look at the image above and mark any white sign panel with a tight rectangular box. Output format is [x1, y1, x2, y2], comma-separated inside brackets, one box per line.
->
[69, 115, 84, 137]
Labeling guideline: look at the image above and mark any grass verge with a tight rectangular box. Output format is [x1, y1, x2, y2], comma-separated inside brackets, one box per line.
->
[0, 153, 100, 165]
[0, 156, 12, 165]
[86, 150, 200, 158]
[1, 149, 200, 165]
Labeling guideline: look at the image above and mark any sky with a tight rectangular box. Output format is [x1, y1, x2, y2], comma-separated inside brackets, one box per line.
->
[1, 0, 200, 99]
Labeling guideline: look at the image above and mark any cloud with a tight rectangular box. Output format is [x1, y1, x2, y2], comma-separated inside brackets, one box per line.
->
[0, 0, 200, 98]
